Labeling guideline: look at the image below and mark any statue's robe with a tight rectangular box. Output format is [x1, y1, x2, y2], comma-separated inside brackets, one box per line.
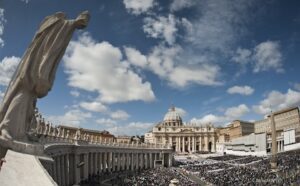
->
[0, 12, 79, 140]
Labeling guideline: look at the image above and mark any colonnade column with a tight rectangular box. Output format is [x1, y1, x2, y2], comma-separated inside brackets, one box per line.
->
[131, 153, 134, 170]
[75, 154, 81, 184]
[103, 152, 107, 172]
[68, 154, 75, 185]
[149, 153, 153, 168]
[117, 152, 121, 171]
[65, 154, 70, 186]
[52, 158, 57, 184]
[83, 153, 89, 179]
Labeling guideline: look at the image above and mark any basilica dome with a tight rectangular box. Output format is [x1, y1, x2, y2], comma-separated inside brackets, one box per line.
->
[163, 106, 183, 126]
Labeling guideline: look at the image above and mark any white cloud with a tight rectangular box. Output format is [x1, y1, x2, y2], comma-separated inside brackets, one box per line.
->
[79, 101, 107, 113]
[191, 114, 222, 125]
[253, 89, 300, 115]
[124, 47, 148, 68]
[149, 45, 221, 87]
[253, 41, 283, 73]
[0, 9, 6, 47]
[143, 14, 178, 45]
[183, 0, 254, 54]
[0, 56, 21, 86]
[96, 118, 117, 128]
[227, 85, 254, 95]
[107, 122, 153, 135]
[70, 90, 80, 97]
[231, 48, 252, 64]
[110, 110, 130, 120]
[224, 104, 250, 119]
[123, 0, 155, 15]
[47, 109, 92, 127]
[170, 0, 195, 12]
[125, 45, 221, 88]
[64, 33, 155, 104]
[191, 104, 250, 125]
[294, 83, 300, 91]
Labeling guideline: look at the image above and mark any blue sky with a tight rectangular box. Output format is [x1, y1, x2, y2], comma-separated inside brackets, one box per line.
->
[0, 0, 300, 135]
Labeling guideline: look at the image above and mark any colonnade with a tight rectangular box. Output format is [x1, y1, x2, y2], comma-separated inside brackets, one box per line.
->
[42, 145, 173, 186]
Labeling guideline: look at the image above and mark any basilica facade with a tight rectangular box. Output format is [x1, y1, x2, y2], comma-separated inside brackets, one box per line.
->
[145, 107, 218, 153]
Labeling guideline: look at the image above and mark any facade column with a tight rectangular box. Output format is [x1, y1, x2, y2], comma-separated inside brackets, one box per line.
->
[175, 137, 178, 152]
[182, 136, 185, 153]
[192, 137, 195, 152]
[178, 137, 181, 153]
[188, 136, 191, 153]
[212, 135, 216, 152]
[205, 135, 209, 151]
[199, 136, 202, 151]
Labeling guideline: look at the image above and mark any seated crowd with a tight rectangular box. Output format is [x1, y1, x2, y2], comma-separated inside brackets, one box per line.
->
[80, 149, 300, 185]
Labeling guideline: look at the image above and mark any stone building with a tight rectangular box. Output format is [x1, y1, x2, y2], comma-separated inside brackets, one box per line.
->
[115, 135, 131, 143]
[227, 120, 254, 140]
[146, 106, 218, 153]
[220, 107, 300, 156]
[254, 107, 300, 152]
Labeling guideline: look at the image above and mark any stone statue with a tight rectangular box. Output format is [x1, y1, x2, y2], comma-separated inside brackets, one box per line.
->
[74, 129, 81, 140]
[0, 11, 90, 140]
[66, 130, 70, 139]
[61, 128, 65, 138]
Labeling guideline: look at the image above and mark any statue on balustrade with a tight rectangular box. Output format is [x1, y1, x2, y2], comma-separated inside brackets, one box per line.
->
[0, 11, 90, 141]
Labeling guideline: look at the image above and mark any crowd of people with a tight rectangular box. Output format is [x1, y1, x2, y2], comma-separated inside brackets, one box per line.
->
[119, 167, 197, 186]
[180, 149, 300, 185]
[79, 149, 300, 185]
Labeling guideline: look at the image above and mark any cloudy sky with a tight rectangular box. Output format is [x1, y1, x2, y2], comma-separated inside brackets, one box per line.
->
[0, 0, 300, 135]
